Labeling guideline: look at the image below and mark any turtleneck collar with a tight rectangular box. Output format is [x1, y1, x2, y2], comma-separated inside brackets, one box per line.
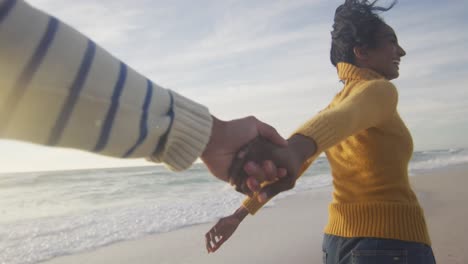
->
[337, 62, 385, 81]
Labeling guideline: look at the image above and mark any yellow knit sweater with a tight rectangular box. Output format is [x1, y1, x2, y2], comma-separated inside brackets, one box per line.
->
[242, 62, 431, 245]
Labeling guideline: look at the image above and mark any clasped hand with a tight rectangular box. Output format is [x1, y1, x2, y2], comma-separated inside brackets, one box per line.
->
[228, 136, 306, 201]
[230, 134, 316, 201]
[206, 134, 316, 253]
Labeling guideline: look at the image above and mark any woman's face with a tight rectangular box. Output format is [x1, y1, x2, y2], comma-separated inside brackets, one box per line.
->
[365, 24, 406, 80]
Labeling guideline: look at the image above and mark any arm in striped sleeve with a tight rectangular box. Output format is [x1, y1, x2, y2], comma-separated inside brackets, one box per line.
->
[0, 0, 212, 170]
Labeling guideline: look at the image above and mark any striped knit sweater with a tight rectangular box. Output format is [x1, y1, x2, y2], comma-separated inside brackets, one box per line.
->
[0, 0, 212, 171]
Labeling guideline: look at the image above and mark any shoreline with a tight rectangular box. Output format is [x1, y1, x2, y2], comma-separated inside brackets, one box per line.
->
[40, 164, 468, 264]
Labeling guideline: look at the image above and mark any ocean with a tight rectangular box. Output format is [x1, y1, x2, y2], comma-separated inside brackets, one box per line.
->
[1, 148, 467, 264]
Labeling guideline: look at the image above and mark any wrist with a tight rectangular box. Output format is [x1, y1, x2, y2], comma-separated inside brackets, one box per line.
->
[201, 115, 226, 158]
[287, 134, 317, 165]
[234, 206, 249, 221]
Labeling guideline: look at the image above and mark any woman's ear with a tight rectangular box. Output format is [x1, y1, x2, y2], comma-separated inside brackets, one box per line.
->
[353, 46, 369, 61]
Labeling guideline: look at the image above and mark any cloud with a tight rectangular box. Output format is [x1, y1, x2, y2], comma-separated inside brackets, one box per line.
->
[31, 0, 468, 142]
[29, 1, 145, 43]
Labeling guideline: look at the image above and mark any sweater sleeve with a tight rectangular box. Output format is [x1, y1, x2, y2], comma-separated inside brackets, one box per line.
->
[294, 80, 398, 153]
[0, 0, 212, 171]
[241, 80, 397, 215]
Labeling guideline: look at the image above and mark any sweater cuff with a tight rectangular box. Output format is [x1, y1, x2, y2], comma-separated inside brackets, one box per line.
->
[242, 197, 263, 215]
[293, 113, 338, 153]
[148, 91, 213, 171]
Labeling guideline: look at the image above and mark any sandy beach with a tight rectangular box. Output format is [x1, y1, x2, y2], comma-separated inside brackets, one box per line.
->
[41, 164, 468, 264]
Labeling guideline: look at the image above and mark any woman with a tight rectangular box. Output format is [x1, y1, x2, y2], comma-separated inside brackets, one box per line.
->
[205, 1, 436, 263]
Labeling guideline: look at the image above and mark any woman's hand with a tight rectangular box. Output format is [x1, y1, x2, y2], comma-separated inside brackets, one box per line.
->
[229, 134, 317, 200]
[205, 207, 248, 253]
[201, 116, 287, 184]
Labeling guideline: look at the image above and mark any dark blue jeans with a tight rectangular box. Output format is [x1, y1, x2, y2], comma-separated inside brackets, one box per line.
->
[322, 234, 436, 264]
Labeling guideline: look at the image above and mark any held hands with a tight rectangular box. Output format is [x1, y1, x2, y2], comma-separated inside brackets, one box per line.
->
[228, 137, 298, 197]
[201, 116, 287, 185]
[230, 134, 317, 202]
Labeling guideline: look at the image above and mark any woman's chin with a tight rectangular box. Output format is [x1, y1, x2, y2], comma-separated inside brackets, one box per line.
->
[387, 70, 400, 80]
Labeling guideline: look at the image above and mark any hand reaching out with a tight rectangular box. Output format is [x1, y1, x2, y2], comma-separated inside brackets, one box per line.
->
[205, 207, 248, 253]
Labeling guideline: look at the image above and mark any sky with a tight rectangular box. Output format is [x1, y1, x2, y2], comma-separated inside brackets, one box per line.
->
[1, 0, 467, 173]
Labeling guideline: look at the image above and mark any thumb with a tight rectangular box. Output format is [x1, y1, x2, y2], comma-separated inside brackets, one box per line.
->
[255, 120, 287, 147]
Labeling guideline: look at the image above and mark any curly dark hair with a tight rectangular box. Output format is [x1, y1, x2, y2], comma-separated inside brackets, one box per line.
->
[330, 0, 397, 66]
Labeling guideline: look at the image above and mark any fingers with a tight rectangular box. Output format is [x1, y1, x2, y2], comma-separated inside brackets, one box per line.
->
[278, 168, 287, 178]
[244, 160, 280, 183]
[205, 228, 227, 253]
[262, 160, 280, 182]
[228, 130, 289, 195]
[235, 180, 252, 196]
[244, 162, 263, 193]
[255, 120, 287, 147]
[206, 230, 213, 253]
[228, 138, 260, 194]
[244, 160, 288, 194]
[245, 177, 259, 194]
[211, 235, 229, 253]
[206, 227, 221, 253]
[257, 178, 295, 203]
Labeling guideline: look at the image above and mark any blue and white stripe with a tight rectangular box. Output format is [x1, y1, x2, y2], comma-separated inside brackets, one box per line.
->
[123, 79, 153, 158]
[48, 40, 96, 146]
[0, 15, 59, 132]
[0, 0, 212, 170]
